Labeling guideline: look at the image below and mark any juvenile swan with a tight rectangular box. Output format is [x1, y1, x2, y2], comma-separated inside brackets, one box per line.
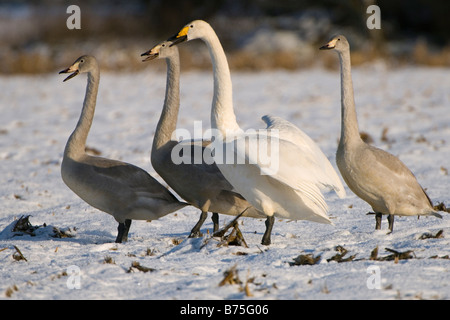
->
[59, 55, 188, 243]
[141, 41, 265, 239]
[320, 35, 442, 232]
[169, 20, 346, 243]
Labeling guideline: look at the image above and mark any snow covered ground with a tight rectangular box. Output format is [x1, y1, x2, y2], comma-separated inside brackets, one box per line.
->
[0, 61, 449, 300]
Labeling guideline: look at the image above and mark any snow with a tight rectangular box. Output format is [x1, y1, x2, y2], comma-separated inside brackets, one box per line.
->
[0, 63, 449, 300]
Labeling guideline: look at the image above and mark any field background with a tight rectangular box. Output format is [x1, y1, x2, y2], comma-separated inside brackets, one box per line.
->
[1, 0, 450, 74]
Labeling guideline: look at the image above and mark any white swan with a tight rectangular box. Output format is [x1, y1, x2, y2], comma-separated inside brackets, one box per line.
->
[141, 41, 266, 239]
[320, 35, 442, 232]
[59, 55, 188, 243]
[169, 20, 346, 242]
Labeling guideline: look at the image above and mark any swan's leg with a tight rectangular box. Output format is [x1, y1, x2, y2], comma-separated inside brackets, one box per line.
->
[387, 214, 395, 233]
[211, 212, 219, 232]
[116, 219, 132, 243]
[116, 222, 125, 243]
[375, 212, 382, 230]
[124, 219, 132, 240]
[261, 216, 275, 246]
[189, 211, 208, 238]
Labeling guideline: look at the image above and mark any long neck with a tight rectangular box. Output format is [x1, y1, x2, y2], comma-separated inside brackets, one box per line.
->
[152, 53, 180, 151]
[338, 48, 361, 146]
[64, 69, 100, 158]
[202, 29, 240, 136]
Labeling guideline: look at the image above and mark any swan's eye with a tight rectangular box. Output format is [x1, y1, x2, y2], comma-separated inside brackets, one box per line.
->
[80, 59, 84, 63]
[162, 44, 166, 47]
[190, 24, 194, 28]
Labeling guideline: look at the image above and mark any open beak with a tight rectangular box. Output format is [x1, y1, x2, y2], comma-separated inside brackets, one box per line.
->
[319, 39, 337, 50]
[168, 25, 189, 47]
[59, 67, 79, 82]
[319, 44, 333, 50]
[141, 50, 158, 62]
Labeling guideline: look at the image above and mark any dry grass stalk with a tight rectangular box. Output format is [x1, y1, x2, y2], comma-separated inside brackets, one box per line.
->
[370, 246, 379, 260]
[218, 264, 255, 297]
[128, 261, 155, 273]
[433, 202, 450, 213]
[419, 229, 444, 240]
[290, 253, 321, 266]
[219, 264, 241, 287]
[219, 223, 248, 248]
[327, 245, 357, 263]
[383, 248, 415, 263]
[5, 285, 19, 298]
[103, 256, 115, 264]
[13, 245, 27, 262]
[12, 215, 38, 236]
[200, 210, 248, 249]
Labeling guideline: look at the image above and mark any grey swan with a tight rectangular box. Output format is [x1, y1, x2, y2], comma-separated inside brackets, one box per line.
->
[141, 41, 267, 242]
[320, 35, 442, 232]
[60, 55, 188, 243]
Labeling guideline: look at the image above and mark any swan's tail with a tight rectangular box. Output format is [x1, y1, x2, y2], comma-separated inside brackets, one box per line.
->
[429, 211, 443, 219]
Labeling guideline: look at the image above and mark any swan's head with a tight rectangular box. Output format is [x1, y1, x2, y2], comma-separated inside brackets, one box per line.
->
[319, 35, 349, 53]
[59, 55, 97, 82]
[168, 20, 211, 46]
[141, 40, 178, 62]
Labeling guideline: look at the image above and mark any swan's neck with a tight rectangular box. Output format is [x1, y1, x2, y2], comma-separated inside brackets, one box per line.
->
[338, 49, 361, 146]
[64, 70, 99, 158]
[202, 30, 240, 137]
[152, 54, 180, 152]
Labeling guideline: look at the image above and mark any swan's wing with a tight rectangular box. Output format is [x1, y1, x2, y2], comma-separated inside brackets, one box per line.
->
[152, 138, 243, 214]
[164, 139, 238, 191]
[249, 135, 329, 208]
[364, 144, 438, 213]
[262, 115, 346, 198]
[88, 157, 179, 203]
[216, 133, 332, 222]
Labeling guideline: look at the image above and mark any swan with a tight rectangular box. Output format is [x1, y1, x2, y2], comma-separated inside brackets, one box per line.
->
[320, 35, 442, 232]
[59, 55, 188, 243]
[169, 20, 346, 242]
[141, 41, 266, 239]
